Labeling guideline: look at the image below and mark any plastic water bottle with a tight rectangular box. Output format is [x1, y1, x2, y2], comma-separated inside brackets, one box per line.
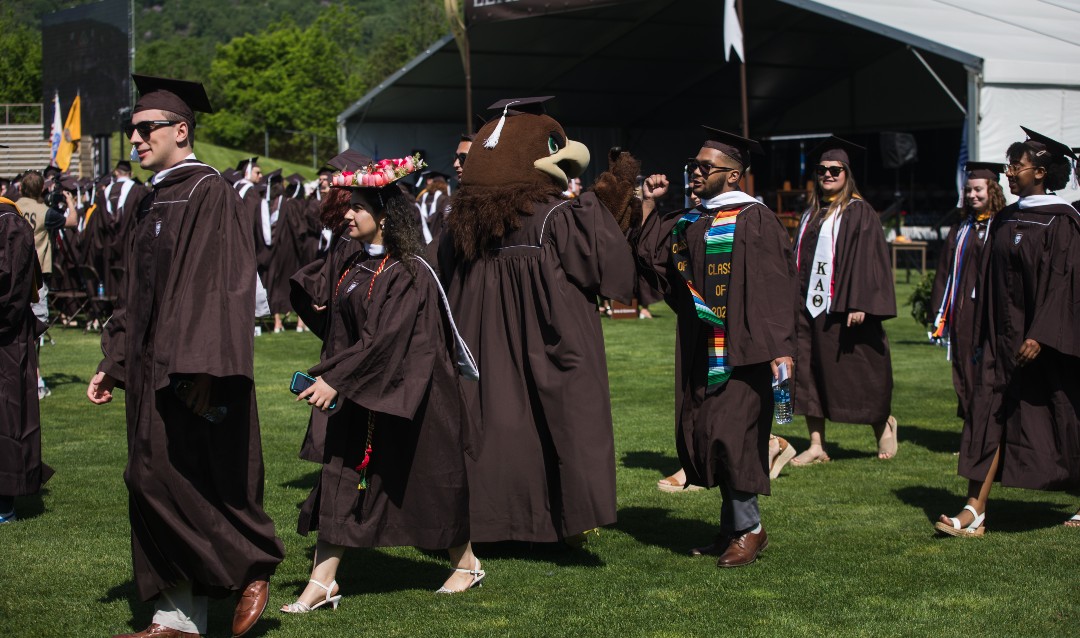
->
[97, 282, 105, 298]
[772, 362, 793, 424]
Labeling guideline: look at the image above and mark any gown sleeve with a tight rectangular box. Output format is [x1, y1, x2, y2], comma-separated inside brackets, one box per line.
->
[0, 211, 36, 341]
[830, 200, 897, 318]
[1025, 213, 1080, 358]
[290, 258, 329, 340]
[551, 192, 637, 303]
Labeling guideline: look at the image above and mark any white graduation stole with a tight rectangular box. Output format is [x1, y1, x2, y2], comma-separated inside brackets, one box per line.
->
[806, 212, 840, 317]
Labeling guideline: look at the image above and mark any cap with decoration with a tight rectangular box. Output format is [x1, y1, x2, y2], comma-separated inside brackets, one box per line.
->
[1019, 126, 1078, 161]
[483, 97, 555, 149]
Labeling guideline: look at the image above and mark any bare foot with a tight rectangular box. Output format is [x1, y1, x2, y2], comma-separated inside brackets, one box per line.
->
[790, 446, 830, 466]
[875, 416, 898, 459]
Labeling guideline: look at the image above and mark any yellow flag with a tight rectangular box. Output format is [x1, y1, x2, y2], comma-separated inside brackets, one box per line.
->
[55, 93, 82, 172]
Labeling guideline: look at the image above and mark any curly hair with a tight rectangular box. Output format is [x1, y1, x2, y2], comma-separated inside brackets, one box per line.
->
[321, 187, 352, 232]
[447, 182, 562, 261]
[1008, 141, 1072, 192]
[378, 187, 423, 276]
[962, 178, 1006, 218]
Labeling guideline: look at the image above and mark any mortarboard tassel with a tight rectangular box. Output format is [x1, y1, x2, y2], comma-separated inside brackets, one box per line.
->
[483, 101, 519, 149]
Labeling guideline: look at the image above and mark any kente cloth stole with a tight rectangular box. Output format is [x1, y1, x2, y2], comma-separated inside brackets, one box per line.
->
[672, 205, 746, 390]
[932, 219, 973, 341]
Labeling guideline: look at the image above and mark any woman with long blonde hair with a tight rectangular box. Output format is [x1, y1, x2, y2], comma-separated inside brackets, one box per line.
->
[790, 137, 897, 465]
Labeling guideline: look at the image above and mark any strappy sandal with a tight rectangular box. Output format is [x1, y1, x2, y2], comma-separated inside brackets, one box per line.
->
[657, 474, 705, 492]
[280, 579, 342, 613]
[769, 436, 797, 479]
[436, 560, 485, 594]
[1064, 512, 1080, 528]
[934, 505, 986, 537]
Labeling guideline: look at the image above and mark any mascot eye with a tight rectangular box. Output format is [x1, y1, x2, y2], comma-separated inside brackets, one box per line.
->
[547, 132, 565, 155]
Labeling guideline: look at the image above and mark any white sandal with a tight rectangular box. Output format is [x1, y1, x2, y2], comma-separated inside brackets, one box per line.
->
[1065, 513, 1080, 527]
[934, 504, 986, 537]
[280, 579, 342, 613]
[435, 560, 485, 594]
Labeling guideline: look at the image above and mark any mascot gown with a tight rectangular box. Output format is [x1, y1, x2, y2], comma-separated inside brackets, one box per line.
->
[437, 98, 640, 543]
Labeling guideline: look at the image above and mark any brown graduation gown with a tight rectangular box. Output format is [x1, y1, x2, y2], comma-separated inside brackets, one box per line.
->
[959, 200, 1080, 490]
[298, 256, 471, 549]
[100, 179, 149, 296]
[266, 197, 317, 315]
[437, 193, 635, 542]
[235, 180, 270, 282]
[99, 161, 284, 601]
[634, 200, 798, 494]
[290, 233, 366, 463]
[793, 199, 896, 425]
[929, 216, 991, 419]
[0, 200, 53, 497]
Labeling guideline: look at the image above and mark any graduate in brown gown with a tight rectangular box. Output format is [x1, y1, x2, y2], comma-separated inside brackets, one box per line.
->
[266, 173, 319, 333]
[99, 161, 149, 296]
[290, 151, 371, 466]
[929, 162, 1007, 420]
[437, 97, 638, 545]
[86, 75, 284, 638]
[234, 157, 270, 288]
[936, 128, 1080, 537]
[791, 137, 898, 465]
[284, 156, 483, 612]
[633, 128, 797, 567]
[0, 193, 53, 524]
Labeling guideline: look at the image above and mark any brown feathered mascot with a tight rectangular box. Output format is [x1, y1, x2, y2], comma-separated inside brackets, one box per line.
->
[438, 97, 639, 545]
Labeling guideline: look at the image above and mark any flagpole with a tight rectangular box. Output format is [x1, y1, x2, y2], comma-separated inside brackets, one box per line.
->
[738, 0, 749, 139]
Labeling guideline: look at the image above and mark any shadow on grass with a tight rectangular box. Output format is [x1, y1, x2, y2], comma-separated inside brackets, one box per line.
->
[622, 450, 679, 474]
[42, 371, 84, 389]
[469, 540, 605, 567]
[279, 549, 465, 596]
[614, 506, 720, 555]
[895, 339, 938, 347]
[99, 581, 147, 634]
[900, 424, 961, 455]
[280, 470, 319, 491]
[14, 489, 49, 522]
[894, 485, 1071, 533]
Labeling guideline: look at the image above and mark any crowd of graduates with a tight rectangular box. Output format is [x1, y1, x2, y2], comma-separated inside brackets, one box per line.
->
[1, 71, 1079, 638]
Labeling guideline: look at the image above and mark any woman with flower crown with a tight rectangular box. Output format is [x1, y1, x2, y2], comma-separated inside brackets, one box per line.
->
[282, 155, 485, 613]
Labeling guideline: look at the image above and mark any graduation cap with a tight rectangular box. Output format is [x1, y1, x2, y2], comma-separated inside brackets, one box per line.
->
[264, 168, 283, 183]
[316, 165, 336, 176]
[221, 168, 241, 185]
[965, 161, 1005, 181]
[59, 175, 79, 192]
[421, 169, 451, 182]
[115, 160, 133, 172]
[701, 126, 764, 169]
[1020, 126, 1078, 161]
[285, 172, 304, 184]
[810, 135, 865, 166]
[131, 74, 213, 126]
[326, 149, 372, 174]
[236, 156, 259, 179]
[0, 144, 7, 149]
[483, 97, 555, 149]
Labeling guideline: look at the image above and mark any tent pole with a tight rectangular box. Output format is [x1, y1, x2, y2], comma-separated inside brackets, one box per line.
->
[445, 0, 473, 135]
[738, 0, 749, 139]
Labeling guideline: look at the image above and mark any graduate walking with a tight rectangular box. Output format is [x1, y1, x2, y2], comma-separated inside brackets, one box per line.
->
[790, 137, 898, 464]
[87, 75, 285, 638]
[633, 128, 798, 567]
[937, 128, 1080, 536]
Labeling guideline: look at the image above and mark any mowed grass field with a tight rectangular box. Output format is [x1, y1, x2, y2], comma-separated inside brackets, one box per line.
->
[2, 279, 1077, 637]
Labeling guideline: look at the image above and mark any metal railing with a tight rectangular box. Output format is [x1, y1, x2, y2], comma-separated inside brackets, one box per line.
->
[1, 104, 44, 125]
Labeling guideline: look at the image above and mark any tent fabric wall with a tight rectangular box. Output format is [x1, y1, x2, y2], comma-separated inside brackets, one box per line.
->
[979, 85, 1080, 202]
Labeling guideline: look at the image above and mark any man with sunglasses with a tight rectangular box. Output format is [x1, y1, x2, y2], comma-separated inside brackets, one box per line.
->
[634, 127, 797, 568]
[87, 75, 284, 638]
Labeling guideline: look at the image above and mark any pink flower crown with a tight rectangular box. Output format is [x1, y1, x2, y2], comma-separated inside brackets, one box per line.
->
[331, 153, 427, 189]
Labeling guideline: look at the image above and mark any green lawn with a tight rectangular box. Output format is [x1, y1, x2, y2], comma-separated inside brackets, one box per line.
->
[2, 280, 1077, 637]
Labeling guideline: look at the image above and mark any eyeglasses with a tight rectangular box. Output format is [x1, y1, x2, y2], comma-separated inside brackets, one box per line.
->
[454, 153, 468, 165]
[124, 120, 180, 139]
[815, 165, 845, 177]
[1005, 163, 1034, 176]
[686, 159, 736, 178]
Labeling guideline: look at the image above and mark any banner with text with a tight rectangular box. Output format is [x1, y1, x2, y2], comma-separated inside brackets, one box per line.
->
[465, 0, 629, 25]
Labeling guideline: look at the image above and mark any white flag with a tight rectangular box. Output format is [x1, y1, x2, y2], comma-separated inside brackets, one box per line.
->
[49, 91, 63, 165]
[724, 0, 745, 62]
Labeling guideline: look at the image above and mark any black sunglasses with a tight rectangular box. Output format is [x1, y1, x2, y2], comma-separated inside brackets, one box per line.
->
[454, 153, 468, 165]
[815, 165, 845, 177]
[686, 159, 736, 178]
[124, 120, 180, 139]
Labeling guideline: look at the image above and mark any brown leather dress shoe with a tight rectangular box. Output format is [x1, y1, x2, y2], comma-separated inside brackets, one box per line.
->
[112, 623, 200, 638]
[716, 528, 768, 568]
[689, 532, 731, 557]
[232, 579, 269, 637]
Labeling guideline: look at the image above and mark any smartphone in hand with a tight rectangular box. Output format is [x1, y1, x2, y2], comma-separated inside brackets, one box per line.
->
[290, 371, 336, 410]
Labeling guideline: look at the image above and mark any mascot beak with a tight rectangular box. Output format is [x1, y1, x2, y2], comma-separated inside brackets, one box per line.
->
[534, 140, 590, 189]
